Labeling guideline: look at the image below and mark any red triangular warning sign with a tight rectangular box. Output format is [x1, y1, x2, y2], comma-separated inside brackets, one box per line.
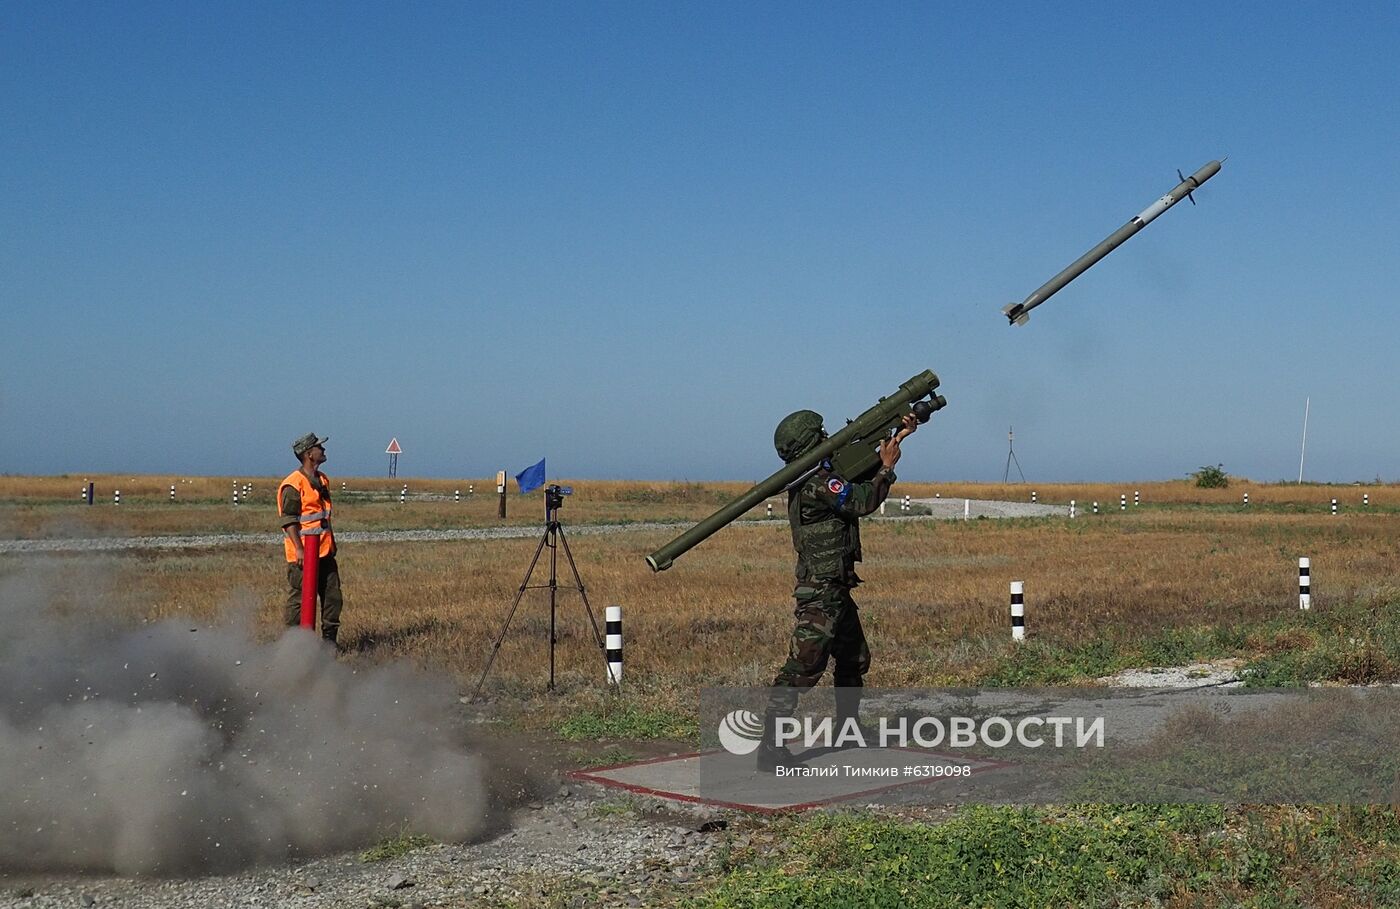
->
[386, 438, 402, 454]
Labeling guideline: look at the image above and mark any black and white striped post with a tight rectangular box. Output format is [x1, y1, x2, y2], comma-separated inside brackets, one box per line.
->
[232, 483, 239, 506]
[902, 494, 911, 512]
[1134, 490, 1140, 506]
[1243, 492, 1249, 506]
[469, 484, 474, 495]
[400, 484, 407, 504]
[766, 501, 773, 518]
[170, 485, 176, 502]
[1330, 498, 1337, 516]
[1298, 558, 1311, 610]
[1364, 493, 1370, 507]
[605, 605, 623, 685]
[1070, 499, 1076, 518]
[1031, 490, 1037, 503]
[454, 489, 460, 503]
[114, 489, 121, 506]
[1120, 494, 1126, 511]
[1010, 581, 1025, 642]
[1092, 501, 1099, 515]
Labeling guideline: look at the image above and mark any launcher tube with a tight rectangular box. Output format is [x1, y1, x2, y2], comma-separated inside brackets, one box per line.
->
[646, 370, 941, 572]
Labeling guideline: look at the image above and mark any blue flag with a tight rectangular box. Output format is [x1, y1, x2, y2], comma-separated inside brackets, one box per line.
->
[515, 458, 546, 494]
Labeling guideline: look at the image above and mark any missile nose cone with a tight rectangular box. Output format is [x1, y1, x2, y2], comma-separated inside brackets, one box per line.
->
[1192, 160, 1223, 184]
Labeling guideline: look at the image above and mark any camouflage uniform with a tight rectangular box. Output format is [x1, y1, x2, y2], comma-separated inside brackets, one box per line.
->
[766, 411, 895, 723]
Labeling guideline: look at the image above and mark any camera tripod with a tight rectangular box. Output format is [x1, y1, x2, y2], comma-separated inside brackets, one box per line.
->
[471, 485, 612, 700]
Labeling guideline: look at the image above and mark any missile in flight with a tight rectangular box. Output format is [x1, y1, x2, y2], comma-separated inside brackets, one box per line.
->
[1002, 159, 1224, 326]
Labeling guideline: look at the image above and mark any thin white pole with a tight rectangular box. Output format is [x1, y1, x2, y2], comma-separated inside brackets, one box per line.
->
[1298, 397, 1310, 483]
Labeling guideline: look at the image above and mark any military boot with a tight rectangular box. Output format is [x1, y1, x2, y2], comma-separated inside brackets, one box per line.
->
[834, 686, 879, 748]
[755, 710, 799, 773]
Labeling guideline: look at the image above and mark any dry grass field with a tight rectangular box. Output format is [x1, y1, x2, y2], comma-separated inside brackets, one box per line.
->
[5, 474, 1398, 727]
[1, 474, 1389, 539]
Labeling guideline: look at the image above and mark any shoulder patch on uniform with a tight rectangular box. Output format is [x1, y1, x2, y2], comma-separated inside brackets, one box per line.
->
[827, 477, 846, 495]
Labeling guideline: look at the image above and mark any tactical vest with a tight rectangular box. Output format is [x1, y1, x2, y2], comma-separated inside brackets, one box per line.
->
[788, 470, 862, 586]
[279, 469, 335, 562]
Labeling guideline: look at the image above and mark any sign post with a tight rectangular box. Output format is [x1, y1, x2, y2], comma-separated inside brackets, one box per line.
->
[497, 470, 507, 519]
[386, 438, 402, 478]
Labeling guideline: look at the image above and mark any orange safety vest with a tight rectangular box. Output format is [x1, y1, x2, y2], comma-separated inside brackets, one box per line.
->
[278, 469, 335, 562]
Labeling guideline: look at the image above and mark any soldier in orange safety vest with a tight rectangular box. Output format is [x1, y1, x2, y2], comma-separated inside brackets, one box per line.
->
[279, 432, 344, 646]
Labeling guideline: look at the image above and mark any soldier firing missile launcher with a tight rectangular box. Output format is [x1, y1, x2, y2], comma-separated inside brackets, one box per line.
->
[645, 370, 946, 572]
[1002, 159, 1224, 326]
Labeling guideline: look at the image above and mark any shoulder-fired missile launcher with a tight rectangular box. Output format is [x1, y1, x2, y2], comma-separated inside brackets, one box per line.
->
[645, 370, 945, 572]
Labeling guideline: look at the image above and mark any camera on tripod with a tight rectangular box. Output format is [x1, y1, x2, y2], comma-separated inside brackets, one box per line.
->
[474, 480, 609, 699]
[545, 484, 573, 511]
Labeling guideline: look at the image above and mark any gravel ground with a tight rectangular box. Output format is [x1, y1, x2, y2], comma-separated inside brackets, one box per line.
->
[903, 497, 1067, 519]
[1097, 658, 1246, 688]
[0, 500, 1065, 554]
[0, 523, 690, 555]
[0, 783, 738, 909]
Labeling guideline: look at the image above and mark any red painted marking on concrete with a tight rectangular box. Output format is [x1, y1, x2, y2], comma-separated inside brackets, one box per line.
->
[566, 747, 1012, 814]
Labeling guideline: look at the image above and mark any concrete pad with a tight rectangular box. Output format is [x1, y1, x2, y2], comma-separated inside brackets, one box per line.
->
[568, 746, 1008, 813]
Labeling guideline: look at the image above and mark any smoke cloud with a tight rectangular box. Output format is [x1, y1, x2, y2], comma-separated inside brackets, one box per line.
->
[0, 566, 490, 875]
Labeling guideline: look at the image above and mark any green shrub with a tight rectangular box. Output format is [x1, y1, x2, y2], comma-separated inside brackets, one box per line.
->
[1191, 464, 1229, 488]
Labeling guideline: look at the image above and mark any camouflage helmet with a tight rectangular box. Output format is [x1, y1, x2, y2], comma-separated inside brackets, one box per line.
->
[774, 410, 826, 463]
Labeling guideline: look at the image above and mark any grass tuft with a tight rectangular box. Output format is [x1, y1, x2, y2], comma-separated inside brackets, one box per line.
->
[358, 831, 436, 863]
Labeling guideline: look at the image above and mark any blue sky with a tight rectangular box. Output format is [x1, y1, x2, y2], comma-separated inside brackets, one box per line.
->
[3, 2, 1397, 483]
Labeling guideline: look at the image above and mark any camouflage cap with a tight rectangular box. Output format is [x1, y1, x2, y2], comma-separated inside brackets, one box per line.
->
[774, 410, 825, 463]
[292, 432, 329, 458]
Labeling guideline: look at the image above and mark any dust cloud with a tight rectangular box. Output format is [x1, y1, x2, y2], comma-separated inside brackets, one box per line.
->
[0, 566, 490, 875]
